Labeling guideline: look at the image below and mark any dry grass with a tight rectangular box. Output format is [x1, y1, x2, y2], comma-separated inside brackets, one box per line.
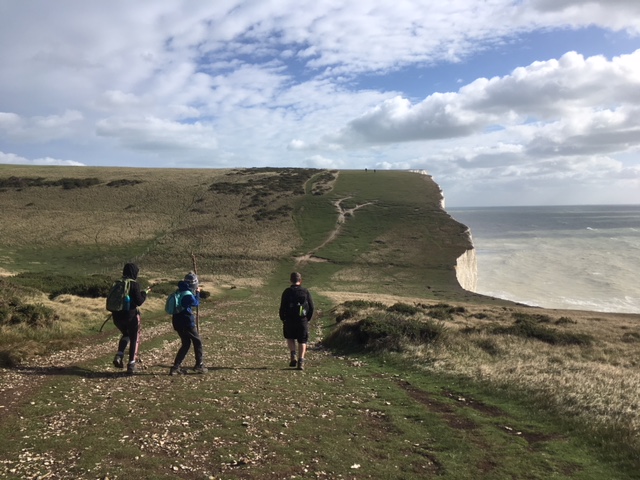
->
[328, 296, 640, 449]
[0, 166, 308, 277]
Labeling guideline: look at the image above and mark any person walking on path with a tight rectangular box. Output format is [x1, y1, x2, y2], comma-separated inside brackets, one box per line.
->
[279, 272, 314, 370]
[169, 279, 207, 375]
[111, 263, 149, 375]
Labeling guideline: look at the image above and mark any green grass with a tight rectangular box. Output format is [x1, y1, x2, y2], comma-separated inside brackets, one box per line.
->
[1, 295, 637, 479]
[1, 167, 639, 478]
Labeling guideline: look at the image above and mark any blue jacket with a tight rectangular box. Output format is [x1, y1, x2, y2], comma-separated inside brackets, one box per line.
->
[171, 281, 199, 330]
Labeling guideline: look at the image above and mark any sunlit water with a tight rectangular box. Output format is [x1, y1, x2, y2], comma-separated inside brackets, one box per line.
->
[447, 205, 640, 313]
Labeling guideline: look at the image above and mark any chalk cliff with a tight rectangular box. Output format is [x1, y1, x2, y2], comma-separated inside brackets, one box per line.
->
[413, 169, 478, 293]
[455, 236, 477, 292]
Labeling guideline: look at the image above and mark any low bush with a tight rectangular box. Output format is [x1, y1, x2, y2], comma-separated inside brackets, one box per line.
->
[387, 302, 420, 315]
[0, 297, 58, 328]
[324, 312, 447, 353]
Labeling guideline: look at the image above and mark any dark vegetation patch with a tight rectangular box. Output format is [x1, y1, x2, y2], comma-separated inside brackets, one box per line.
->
[324, 306, 447, 353]
[0, 300, 58, 328]
[209, 168, 319, 218]
[0, 176, 101, 190]
[252, 204, 294, 222]
[8, 272, 113, 299]
[621, 332, 640, 343]
[555, 316, 577, 325]
[106, 179, 143, 187]
[3, 272, 186, 300]
[333, 299, 386, 323]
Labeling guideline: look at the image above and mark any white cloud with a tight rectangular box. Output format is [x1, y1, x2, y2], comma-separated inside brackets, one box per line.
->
[330, 50, 640, 167]
[0, 110, 84, 142]
[0, 1, 639, 205]
[0, 151, 85, 166]
[525, 0, 640, 34]
[96, 116, 218, 153]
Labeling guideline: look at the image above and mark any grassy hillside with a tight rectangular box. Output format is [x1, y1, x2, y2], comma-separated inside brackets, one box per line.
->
[1, 166, 639, 478]
[0, 165, 482, 301]
[0, 165, 315, 279]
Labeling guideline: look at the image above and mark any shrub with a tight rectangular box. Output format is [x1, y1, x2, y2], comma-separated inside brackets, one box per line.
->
[324, 313, 447, 353]
[0, 297, 58, 328]
[622, 332, 640, 343]
[512, 312, 553, 324]
[475, 337, 502, 356]
[0, 176, 101, 189]
[556, 316, 577, 325]
[107, 179, 143, 187]
[343, 300, 386, 309]
[387, 302, 420, 315]
[9, 272, 113, 299]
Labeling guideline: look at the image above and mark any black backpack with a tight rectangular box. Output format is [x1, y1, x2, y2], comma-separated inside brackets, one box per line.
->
[287, 287, 309, 320]
[106, 278, 132, 312]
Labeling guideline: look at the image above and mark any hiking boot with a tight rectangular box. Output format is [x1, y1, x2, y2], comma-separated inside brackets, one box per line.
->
[169, 365, 185, 376]
[194, 365, 208, 374]
[296, 358, 305, 371]
[289, 358, 297, 368]
[112, 355, 124, 369]
[126, 362, 137, 375]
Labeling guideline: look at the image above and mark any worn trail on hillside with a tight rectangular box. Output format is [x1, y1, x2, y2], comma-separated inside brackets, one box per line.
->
[296, 196, 374, 265]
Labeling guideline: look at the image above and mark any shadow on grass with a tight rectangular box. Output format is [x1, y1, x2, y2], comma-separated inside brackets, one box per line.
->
[10, 364, 272, 378]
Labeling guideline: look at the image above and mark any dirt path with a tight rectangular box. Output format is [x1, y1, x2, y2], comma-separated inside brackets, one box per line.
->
[296, 197, 374, 265]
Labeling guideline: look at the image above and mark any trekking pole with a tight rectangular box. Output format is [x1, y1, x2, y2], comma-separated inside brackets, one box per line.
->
[191, 252, 200, 334]
[99, 314, 112, 332]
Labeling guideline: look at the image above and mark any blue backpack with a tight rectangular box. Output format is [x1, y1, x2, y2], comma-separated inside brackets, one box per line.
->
[165, 290, 194, 315]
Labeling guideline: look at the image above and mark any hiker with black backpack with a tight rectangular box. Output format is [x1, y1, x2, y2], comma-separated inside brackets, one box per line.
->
[107, 263, 150, 375]
[279, 272, 314, 370]
[166, 274, 207, 375]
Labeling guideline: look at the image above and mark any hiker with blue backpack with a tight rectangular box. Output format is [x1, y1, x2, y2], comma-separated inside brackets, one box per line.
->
[279, 272, 314, 370]
[166, 273, 207, 375]
[107, 263, 150, 375]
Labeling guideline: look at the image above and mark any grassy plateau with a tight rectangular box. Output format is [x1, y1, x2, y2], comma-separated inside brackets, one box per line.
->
[0, 165, 638, 479]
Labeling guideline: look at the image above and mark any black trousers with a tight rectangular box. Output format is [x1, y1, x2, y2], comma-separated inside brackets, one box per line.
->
[114, 313, 140, 364]
[173, 326, 204, 367]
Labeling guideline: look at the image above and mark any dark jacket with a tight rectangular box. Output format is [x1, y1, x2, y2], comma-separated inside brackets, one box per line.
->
[279, 284, 314, 322]
[112, 263, 147, 322]
[172, 280, 200, 330]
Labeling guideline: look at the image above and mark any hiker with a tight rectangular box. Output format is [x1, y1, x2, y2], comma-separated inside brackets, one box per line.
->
[168, 278, 207, 375]
[279, 272, 314, 370]
[111, 263, 149, 375]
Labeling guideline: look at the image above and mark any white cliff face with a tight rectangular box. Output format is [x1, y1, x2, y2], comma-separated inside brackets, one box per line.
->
[410, 169, 476, 291]
[455, 246, 477, 292]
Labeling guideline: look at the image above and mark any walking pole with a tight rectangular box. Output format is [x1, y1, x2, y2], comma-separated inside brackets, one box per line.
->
[191, 252, 200, 334]
[99, 314, 111, 332]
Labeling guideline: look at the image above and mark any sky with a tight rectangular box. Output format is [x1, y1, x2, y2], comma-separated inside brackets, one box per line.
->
[1, 1, 639, 207]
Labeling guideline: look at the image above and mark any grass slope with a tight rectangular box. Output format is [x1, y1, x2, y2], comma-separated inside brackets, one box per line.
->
[0, 166, 638, 478]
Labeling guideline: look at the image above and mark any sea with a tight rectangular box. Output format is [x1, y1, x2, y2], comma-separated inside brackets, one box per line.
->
[447, 205, 640, 314]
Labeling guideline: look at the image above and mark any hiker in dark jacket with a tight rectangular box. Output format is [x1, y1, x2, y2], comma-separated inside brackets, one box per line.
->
[169, 280, 207, 375]
[279, 272, 314, 370]
[112, 263, 149, 375]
